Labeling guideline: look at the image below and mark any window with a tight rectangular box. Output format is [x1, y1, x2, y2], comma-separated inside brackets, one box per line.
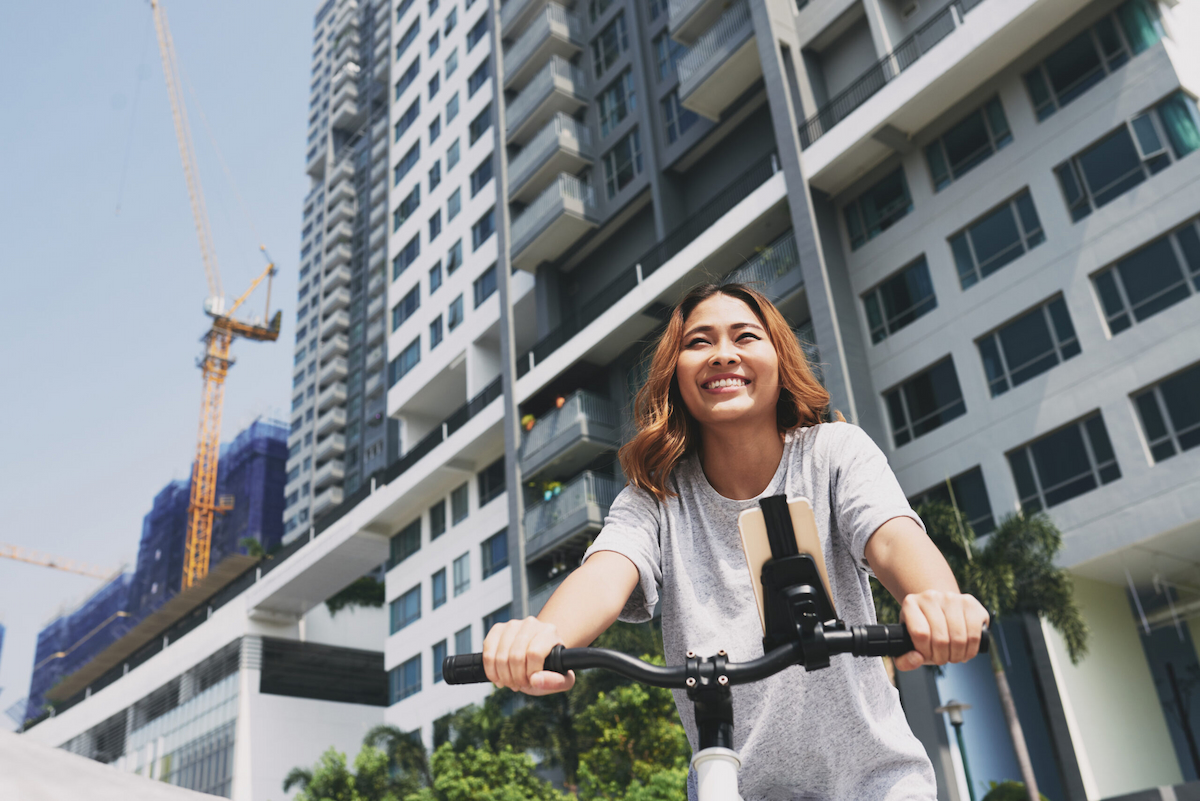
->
[397, 20, 420, 61]
[429, 209, 442, 241]
[389, 519, 421, 567]
[447, 91, 460, 123]
[430, 499, 447, 539]
[591, 12, 628, 78]
[448, 188, 462, 221]
[432, 569, 447, 609]
[388, 338, 421, 385]
[432, 639, 447, 683]
[472, 207, 495, 250]
[470, 264, 497, 309]
[396, 0, 416, 21]
[1092, 217, 1200, 334]
[429, 115, 441, 143]
[477, 456, 505, 505]
[884, 358, 967, 447]
[1024, 0, 1164, 121]
[430, 314, 444, 348]
[950, 191, 1044, 289]
[598, 71, 636, 138]
[663, 90, 698, 144]
[429, 72, 440, 99]
[481, 529, 508, 579]
[451, 481, 469, 522]
[390, 655, 421, 702]
[428, 30, 440, 57]
[467, 16, 487, 51]
[395, 99, 420, 141]
[978, 296, 1079, 397]
[1008, 413, 1120, 513]
[446, 47, 459, 77]
[395, 57, 420, 100]
[448, 294, 464, 330]
[1133, 361, 1200, 462]
[862, 256, 937, 344]
[470, 156, 493, 196]
[925, 97, 1012, 191]
[429, 261, 443, 294]
[445, 8, 457, 34]
[454, 624, 471, 653]
[589, 0, 613, 22]
[1054, 92, 1200, 222]
[653, 32, 688, 80]
[908, 467, 995, 536]
[453, 552, 470, 596]
[447, 239, 464, 273]
[647, 0, 664, 20]
[390, 584, 421, 633]
[603, 128, 642, 199]
[394, 185, 421, 230]
[429, 0, 439, 13]
[393, 235, 420, 279]
[468, 61, 490, 98]
[483, 604, 512, 633]
[392, 285, 420, 331]
[429, 160, 442, 191]
[395, 142, 421, 186]
[469, 104, 492, 144]
[447, 138, 461, 169]
[844, 167, 913, 250]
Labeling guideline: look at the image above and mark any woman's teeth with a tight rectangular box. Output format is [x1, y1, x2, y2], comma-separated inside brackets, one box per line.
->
[705, 378, 746, 389]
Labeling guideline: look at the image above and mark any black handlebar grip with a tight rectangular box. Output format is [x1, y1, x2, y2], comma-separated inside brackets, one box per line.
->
[544, 644, 568, 675]
[851, 624, 990, 658]
[442, 653, 488, 684]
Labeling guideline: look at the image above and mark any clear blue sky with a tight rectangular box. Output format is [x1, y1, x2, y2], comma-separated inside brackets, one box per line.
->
[0, 0, 312, 726]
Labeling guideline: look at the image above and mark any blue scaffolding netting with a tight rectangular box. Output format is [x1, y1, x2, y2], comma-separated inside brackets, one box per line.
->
[25, 418, 288, 722]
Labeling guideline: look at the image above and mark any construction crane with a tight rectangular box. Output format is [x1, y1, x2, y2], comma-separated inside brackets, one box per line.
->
[0, 543, 117, 580]
[151, 0, 281, 590]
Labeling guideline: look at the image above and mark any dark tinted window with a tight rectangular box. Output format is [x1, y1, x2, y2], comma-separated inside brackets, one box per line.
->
[885, 358, 966, 447]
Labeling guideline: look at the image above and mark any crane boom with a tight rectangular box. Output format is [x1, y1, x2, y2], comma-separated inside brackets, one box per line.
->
[0, 543, 116, 580]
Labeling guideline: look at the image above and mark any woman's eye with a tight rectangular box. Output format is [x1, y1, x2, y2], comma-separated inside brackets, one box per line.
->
[737, 332, 760, 341]
[687, 337, 709, 347]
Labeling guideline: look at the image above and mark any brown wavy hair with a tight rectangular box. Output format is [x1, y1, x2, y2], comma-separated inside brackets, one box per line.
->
[619, 283, 837, 501]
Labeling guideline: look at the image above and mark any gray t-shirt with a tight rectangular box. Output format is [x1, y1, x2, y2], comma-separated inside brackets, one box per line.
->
[583, 422, 936, 801]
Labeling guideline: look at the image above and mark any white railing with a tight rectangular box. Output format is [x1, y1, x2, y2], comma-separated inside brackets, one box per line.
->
[724, 230, 800, 287]
[511, 173, 595, 248]
[523, 471, 621, 542]
[504, 4, 581, 78]
[509, 113, 593, 191]
[506, 55, 586, 134]
[677, 0, 752, 85]
[521, 390, 618, 459]
[500, 0, 537, 32]
[668, 0, 701, 26]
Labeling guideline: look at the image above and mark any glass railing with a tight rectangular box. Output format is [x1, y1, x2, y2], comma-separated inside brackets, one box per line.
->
[504, 4, 581, 79]
[723, 230, 800, 288]
[668, 0, 702, 27]
[511, 173, 595, 250]
[523, 471, 621, 542]
[509, 113, 593, 192]
[500, 0, 537, 31]
[677, 0, 753, 87]
[520, 390, 618, 460]
[506, 56, 586, 135]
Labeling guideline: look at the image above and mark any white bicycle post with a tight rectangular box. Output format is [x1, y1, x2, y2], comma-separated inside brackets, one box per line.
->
[692, 747, 744, 801]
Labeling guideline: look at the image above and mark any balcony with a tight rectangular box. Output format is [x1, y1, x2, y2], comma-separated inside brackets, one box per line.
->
[312, 484, 344, 517]
[319, 356, 348, 388]
[368, 245, 386, 270]
[322, 309, 350, 337]
[317, 406, 347, 438]
[528, 572, 569, 616]
[667, 0, 724, 46]
[370, 136, 388, 163]
[366, 345, 384, 372]
[368, 221, 386, 250]
[676, 0, 758, 122]
[313, 458, 345, 491]
[331, 94, 363, 130]
[318, 381, 347, 412]
[508, 113, 593, 204]
[503, 4, 582, 91]
[722, 229, 802, 304]
[373, 35, 389, 63]
[367, 295, 384, 320]
[315, 433, 346, 464]
[333, 38, 360, 73]
[327, 196, 356, 227]
[505, 55, 587, 144]
[328, 159, 355, 190]
[366, 319, 384, 345]
[324, 285, 352, 312]
[520, 390, 620, 479]
[523, 471, 620, 562]
[332, 62, 361, 94]
[510, 173, 597, 272]
[325, 264, 352, 292]
[367, 270, 384, 295]
[334, 1, 359, 34]
[319, 331, 350, 363]
[499, 0, 552, 36]
[306, 143, 326, 178]
[373, 56, 390, 81]
[334, 27, 361, 58]
[327, 220, 354, 244]
[365, 371, 384, 398]
[326, 242, 353, 269]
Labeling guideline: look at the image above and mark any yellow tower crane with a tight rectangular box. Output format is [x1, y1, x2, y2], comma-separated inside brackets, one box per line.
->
[150, 0, 281, 589]
[0, 543, 117, 580]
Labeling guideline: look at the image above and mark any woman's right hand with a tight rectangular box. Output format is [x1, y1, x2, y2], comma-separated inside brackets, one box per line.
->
[482, 616, 576, 695]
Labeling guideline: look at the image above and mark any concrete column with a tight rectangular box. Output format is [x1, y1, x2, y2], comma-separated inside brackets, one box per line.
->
[896, 665, 961, 801]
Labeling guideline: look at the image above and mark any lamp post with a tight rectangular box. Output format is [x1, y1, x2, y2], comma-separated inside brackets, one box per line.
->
[936, 699, 976, 801]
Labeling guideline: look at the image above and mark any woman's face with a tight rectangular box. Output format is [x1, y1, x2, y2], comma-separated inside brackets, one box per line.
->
[675, 294, 780, 431]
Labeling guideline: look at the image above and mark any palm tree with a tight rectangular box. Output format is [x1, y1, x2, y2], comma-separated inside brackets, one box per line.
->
[282, 766, 312, 794]
[876, 501, 1089, 801]
[363, 723, 433, 794]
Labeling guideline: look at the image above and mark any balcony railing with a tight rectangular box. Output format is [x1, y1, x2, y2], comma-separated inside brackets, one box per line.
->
[319, 356, 348, 387]
[313, 458, 345, 490]
[500, 0, 547, 34]
[318, 381, 347, 412]
[319, 331, 349, 362]
[523, 471, 621, 557]
[511, 173, 596, 256]
[317, 406, 347, 437]
[315, 433, 346, 464]
[520, 390, 620, 476]
[312, 484, 345, 516]
[324, 286, 352, 312]
[509, 113, 593, 199]
[506, 56, 586, 140]
[322, 309, 350, 336]
[676, 0, 753, 92]
[722, 230, 802, 303]
[325, 264, 353, 292]
[503, 4, 582, 87]
[798, 0, 983, 149]
[516, 151, 779, 378]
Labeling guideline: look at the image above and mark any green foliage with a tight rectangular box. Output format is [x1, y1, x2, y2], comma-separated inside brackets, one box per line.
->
[239, 537, 267, 558]
[283, 746, 402, 801]
[326, 576, 385, 616]
[407, 743, 569, 801]
[981, 780, 1050, 801]
[363, 724, 433, 797]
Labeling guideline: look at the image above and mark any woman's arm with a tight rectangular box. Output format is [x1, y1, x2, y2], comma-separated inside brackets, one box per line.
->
[865, 516, 989, 670]
[482, 550, 639, 694]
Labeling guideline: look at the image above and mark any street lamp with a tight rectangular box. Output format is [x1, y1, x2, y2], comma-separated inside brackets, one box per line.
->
[936, 699, 976, 801]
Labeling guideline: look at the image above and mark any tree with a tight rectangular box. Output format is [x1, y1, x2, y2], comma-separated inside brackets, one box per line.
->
[326, 576, 385, 616]
[407, 743, 569, 801]
[875, 501, 1089, 801]
[282, 746, 401, 801]
[363, 724, 434, 797]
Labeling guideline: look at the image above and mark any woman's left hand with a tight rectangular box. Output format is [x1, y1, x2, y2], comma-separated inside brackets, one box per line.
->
[895, 590, 989, 671]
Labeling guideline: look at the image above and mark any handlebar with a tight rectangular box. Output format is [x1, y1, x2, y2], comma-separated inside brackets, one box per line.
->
[442, 623, 990, 687]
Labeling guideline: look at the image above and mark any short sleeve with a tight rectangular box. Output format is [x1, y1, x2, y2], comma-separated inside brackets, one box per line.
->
[582, 484, 663, 623]
[828, 423, 924, 573]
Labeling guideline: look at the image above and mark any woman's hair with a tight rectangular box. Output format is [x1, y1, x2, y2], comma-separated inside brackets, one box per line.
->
[619, 282, 836, 501]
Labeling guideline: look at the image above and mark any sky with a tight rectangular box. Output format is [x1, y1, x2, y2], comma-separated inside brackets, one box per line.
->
[0, 0, 313, 727]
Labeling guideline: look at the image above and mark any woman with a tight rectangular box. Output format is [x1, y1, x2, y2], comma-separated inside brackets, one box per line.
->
[483, 283, 988, 799]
